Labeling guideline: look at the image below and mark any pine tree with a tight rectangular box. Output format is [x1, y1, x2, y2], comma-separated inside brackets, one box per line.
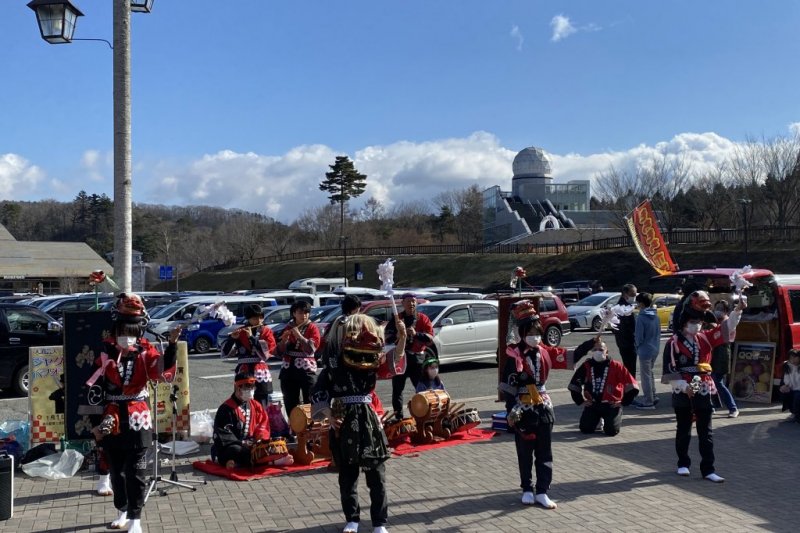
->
[319, 155, 367, 244]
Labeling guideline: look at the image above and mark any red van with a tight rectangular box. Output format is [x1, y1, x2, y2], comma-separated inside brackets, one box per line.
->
[651, 268, 800, 402]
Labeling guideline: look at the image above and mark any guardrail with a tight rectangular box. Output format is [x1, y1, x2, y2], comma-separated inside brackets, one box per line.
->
[202, 226, 800, 272]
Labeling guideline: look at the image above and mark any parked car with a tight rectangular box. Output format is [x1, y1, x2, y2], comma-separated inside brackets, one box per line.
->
[415, 300, 499, 364]
[653, 293, 681, 331]
[0, 304, 63, 395]
[552, 280, 602, 304]
[147, 296, 277, 341]
[536, 293, 571, 346]
[40, 294, 116, 321]
[567, 292, 620, 331]
[314, 298, 431, 340]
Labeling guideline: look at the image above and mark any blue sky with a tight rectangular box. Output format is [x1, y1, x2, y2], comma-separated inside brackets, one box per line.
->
[1, 0, 799, 222]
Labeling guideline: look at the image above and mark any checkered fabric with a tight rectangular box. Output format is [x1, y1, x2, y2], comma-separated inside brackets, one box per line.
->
[31, 418, 63, 445]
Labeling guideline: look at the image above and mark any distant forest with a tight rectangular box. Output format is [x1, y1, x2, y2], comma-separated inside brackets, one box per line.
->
[0, 186, 484, 274]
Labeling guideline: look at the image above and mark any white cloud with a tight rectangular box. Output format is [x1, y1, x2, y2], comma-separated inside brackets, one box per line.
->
[550, 15, 576, 42]
[510, 25, 524, 51]
[3, 129, 784, 222]
[81, 149, 110, 182]
[0, 153, 45, 199]
[789, 121, 800, 137]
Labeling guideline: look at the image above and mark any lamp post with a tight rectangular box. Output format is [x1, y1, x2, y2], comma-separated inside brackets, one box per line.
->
[28, 0, 154, 293]
[738, 198, 752, 263]
[340, 235, 349, 287]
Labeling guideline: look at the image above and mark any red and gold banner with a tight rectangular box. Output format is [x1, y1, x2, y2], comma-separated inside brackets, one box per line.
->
[626, 200, 679, 275]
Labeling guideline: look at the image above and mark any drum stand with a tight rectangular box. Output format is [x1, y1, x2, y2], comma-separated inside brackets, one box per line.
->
[144, 382, 206, 503]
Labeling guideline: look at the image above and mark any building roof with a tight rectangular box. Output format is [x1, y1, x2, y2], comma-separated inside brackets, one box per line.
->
[0, 240, 114, 278]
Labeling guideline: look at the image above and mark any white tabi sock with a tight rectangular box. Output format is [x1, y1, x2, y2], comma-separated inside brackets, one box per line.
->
[96, 474, 113, 496]
[110, 510, 128, 529]
[343, 521, 359, 533]
[128, 519, 143, 533]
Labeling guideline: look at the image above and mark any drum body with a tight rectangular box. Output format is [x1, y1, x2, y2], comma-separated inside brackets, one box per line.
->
[384, 417, 417, 444]
[449, 407, 481, 434]
[409, 389, 450, 419]
[289, 404, 313, 434]
[251, 438, 290, 465]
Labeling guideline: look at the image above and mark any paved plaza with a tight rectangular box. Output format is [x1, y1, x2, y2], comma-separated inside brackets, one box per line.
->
[6, 388, 798, 533]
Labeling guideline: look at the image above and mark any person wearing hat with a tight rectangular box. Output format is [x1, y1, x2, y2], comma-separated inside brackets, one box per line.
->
[415, 356, 445, 393]
[663, 290, 746, 483]
[222, 303, 277, 408]
[277, 300, 322, 419]
[499, 300, 559, 510]
[90, 293, 180, 533]
[311, 313, 400, 533]
[385, 292, 434, 420]
[568, 335, 639, 436]
[212, 372, 281, 469]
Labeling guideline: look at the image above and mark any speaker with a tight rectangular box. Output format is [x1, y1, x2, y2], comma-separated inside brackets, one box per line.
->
[0, 453, 13, 521]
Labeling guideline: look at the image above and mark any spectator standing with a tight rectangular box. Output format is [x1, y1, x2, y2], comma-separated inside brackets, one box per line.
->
[710, 300, 739, 418]
[634, 292, 660, 409]
[613, 283, 638, 377]
[780, 349, 800, 422]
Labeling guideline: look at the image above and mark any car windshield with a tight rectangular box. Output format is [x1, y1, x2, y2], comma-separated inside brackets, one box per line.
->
[416, 304, 447, 322]
[575, 294, 611, 306]
[310, 305, 338, 322]
[319, 307, 343, 323]
[150, 300, 189, 319]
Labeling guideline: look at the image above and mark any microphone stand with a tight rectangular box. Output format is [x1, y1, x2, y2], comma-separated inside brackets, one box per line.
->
[143, 332, 205, 503]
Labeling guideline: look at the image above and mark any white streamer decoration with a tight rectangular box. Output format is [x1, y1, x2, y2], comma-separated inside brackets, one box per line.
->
[377, 258, 398, 317]
[730, 265, 753, 294]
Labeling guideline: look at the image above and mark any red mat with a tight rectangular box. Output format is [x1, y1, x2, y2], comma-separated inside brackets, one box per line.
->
[192, 458, 331, 481]
[391, 428, 496, 456]
[193, 429, 496, 480]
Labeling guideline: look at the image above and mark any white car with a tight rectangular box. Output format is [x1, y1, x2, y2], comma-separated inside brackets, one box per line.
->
[415, 300, 498, 365]
[566, 292, 620, 331]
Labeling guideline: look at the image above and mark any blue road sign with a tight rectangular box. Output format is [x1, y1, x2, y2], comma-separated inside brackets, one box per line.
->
[159, 265, 174, 280]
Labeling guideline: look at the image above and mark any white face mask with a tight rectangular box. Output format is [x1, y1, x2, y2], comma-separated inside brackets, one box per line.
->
[525, 335, 541, 347]
[591, 350, 606, 362]
[684, 323, 702, 335]
[116, 336, 137, 348]
[238, 388, 255, 402]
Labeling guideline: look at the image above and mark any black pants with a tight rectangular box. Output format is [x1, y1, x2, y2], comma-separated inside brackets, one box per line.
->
[674, 406, 715, 476]
[391, 353, 422, 415]
[216, 443, 252, 468]
[107, 446, 148, 520]
[619, 345, 637, 377]
[514, 423, 553, 494]
[280, 368, 317, 421]
[579, 403, 623, 436]
[338, 461, 388, 527]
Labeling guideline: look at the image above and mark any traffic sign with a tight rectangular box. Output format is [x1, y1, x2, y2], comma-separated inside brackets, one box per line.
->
[159, 265, 174, 280]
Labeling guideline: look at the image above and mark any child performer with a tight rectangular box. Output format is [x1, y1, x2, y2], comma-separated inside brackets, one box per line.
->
[415, 356, 445, 392]
[311, 313, 405, 533]
[222, 303, 276, 408]
[499, 300, 558, 510]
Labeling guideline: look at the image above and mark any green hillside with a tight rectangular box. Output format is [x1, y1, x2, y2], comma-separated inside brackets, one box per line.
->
[157, 241, 800, 294]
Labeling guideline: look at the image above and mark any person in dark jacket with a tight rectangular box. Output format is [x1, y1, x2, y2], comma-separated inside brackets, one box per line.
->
[569, 336, 639, 436]
[612, 284, 638, 376]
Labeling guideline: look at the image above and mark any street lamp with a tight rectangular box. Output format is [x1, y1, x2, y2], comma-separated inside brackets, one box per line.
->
[340, 235, 349, 287]
[738, 198, 752, 262]
[28, 0, 154, 293]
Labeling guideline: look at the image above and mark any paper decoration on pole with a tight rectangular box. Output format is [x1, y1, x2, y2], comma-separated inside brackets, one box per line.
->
[377, 259, 398, 317]
[625, 200, 679, 275]
[509, 266, 526, 295]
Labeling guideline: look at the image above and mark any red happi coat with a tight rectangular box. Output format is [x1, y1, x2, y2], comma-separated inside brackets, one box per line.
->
[222, 397, 270, 441]
[667, 323, 729, 398]
[569, 359, 639, 405]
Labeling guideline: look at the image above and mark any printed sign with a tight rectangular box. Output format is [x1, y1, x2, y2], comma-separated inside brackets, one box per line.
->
[148, 341, 191, 436]
[29, 346, 65, 445]
[625, 199, 679, 275]
[730, 341, 777, 404]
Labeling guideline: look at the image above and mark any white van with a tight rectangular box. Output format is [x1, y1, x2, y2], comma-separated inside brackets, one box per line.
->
[288, 278, 347, 294]
[146, 295, 277, 339]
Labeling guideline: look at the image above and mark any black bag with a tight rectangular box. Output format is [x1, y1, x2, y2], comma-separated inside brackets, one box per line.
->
[21, 443, 58, 465]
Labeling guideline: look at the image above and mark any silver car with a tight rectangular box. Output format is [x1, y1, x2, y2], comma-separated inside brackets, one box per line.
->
[415, 300, 498, 365]
[566, 292, 620, 331]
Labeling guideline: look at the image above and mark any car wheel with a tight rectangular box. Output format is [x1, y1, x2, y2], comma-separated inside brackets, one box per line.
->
[544, 325, 562, 347]
[591, 316, 603, 332]
[13, 364, 29, 396]
[194, 337, 212, 354]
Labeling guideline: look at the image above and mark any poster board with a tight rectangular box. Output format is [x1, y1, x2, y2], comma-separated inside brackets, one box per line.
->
[28, 346, 65, 445]
[730, 341, 777, 404]
[148, 340, 191, 436]
[63, 311, 114, 442]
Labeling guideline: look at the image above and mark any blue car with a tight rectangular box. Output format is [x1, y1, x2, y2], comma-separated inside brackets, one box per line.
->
[178, 299, 279, 353]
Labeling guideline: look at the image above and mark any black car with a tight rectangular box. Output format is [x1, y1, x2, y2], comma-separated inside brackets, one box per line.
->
[0, 304, 63, 395]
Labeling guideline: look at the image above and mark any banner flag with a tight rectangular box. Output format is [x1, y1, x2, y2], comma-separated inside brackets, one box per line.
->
[625, 200, 679, 275]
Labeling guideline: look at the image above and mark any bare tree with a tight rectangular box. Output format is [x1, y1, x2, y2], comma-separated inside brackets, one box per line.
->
[759, 135, 800, 230]
[295, 204, 341, 249]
